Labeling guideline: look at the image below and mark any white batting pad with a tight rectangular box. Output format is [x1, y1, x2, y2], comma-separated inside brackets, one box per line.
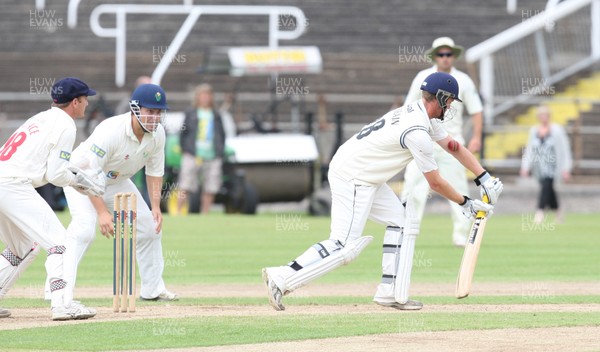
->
[394, 233, 416, 304]
[285, 236, 373, 293]
[373, 227, 403, 300]
[395, 199, 420, 304]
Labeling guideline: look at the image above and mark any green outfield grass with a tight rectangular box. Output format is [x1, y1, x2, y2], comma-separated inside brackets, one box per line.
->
[3, 212, 599, 351]
[2, 312, 599, 351]
[13, 212, 600, 287]
[2, 294, 600, 309]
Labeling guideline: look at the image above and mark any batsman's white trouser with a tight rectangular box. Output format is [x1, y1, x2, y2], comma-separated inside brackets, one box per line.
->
[0, 179, 68, 308]
[328, 173, 405, 244]
[58, 179, 166, 301]
[271, 173, 405, 294]
[402, 144, 470, 243]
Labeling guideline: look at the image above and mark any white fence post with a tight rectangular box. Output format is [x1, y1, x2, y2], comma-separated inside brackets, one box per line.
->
[480, 55, 494, 126]
[592, 0, 600, 60]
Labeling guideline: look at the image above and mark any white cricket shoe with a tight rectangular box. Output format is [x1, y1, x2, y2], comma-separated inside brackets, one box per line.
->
[262, 267, 285, 311]
[51, 306, 76, 321]
[70, 301, 97, 319]
[141, 289, 178, 301]
[374, 299, 423, 311]
[0, 307, 10, 318]
[157, 290, 178, 301]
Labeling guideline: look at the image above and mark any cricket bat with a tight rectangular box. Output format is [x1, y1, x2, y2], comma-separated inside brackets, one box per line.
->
[455, 195, 490, 299]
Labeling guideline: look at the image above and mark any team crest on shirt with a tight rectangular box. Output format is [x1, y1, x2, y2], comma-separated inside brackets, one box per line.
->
[59, 151, 71, 161]
[124, 154, 130, 160]
[90, 144, 106, 158]
[107, 171, 119, 179]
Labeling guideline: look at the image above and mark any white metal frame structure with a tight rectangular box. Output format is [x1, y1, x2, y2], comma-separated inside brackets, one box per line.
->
[88, 4, 308, 87]
[466, 0, 600, 125]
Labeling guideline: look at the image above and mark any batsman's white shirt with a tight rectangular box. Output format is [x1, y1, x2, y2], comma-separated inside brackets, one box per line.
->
[405, 66, 482, 143]
[70, 112, 165, 182]
[330, 100, 448, 186]
[403, 66, 483, 244]
[0, 107, 76, 187]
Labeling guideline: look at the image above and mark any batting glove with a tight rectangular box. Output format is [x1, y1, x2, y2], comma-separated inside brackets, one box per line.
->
[460, 196, 493, 221]
[474, 171, 503, 205]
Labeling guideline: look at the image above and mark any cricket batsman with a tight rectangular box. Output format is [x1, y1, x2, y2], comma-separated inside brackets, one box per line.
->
[262, 72, 503, 311]
[402, 37, 485, 247]
[0, 77, 103, 320]
[47, 83, 178, 304]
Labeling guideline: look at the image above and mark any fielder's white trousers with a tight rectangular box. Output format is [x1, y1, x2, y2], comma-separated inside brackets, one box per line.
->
[62, 179, 166, 300]
[401, 145, 470, 243]
[0, 179, 67, 308]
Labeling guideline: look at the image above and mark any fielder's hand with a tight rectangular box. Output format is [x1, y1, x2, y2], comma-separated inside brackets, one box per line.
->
[474, 171, 503, 205]
[69, 166, 106, 197]
[460, 196, 493, 221]
[98, 211, 114, 239]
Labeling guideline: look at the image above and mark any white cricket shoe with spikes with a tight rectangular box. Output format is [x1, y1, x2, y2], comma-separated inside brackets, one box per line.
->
[262, 268, 285, 311]
[52, 301, 96, 321]
[374, 299, 423, 311]
[70, 300, 97, 319]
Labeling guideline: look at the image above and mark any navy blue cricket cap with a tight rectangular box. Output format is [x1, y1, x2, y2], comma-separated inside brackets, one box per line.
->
[51, 77, 97, 104]
[130, 83, 169, 110]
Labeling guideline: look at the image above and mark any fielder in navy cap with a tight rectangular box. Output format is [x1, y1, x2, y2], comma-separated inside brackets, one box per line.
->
[51, 77, 96, 104]
[0, 76, 102, 320]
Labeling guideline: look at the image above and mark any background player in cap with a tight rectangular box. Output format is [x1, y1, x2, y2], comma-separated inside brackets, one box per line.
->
[402, 37, 485, 247]
[53, 83, 178, 305]
[262, 72, 503, 311]
[0, 77, 102, 320]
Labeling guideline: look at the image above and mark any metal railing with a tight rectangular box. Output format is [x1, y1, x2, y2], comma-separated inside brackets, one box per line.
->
[466, 0, 600, 125]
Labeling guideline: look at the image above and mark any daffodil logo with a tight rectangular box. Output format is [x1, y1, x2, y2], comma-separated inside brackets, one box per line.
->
[155, 92, 162, 102]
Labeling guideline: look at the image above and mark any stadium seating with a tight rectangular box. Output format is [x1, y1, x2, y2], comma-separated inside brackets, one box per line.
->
[1, 0, 597, 176]
[0, 0, 543, 123]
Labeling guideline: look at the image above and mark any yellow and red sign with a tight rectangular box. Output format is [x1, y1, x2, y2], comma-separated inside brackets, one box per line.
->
[228, 46, 322, 76]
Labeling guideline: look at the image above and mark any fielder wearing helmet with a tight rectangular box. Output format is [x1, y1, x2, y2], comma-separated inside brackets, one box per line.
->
[129, 84, 169, 134]
[420, 72, 462, 121]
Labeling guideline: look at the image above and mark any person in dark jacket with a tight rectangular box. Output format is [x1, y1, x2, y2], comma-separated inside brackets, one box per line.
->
[178, 84, 226, 214]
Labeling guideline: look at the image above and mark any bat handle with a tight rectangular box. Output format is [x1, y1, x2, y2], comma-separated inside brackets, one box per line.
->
[475, 195, 490, 218]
